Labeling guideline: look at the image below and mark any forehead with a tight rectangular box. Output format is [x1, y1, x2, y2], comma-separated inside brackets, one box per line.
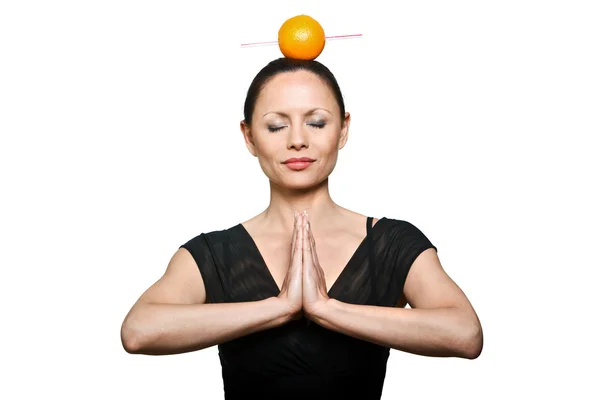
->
[255, 70, 338, 113]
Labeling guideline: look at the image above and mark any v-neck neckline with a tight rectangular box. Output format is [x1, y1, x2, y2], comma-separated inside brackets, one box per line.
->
[235, 217, 386, 297]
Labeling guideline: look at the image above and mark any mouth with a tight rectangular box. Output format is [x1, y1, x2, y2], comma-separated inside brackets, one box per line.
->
[283, 157, 315, 171]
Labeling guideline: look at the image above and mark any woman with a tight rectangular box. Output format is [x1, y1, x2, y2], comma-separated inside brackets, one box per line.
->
[120, 57, 483, 399]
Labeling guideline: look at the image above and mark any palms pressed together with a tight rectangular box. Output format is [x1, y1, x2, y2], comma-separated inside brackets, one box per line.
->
[278, 210, 330, 320]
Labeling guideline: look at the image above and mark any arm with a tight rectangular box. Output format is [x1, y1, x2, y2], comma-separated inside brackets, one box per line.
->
[120, 247, 294, 356]
[310, 248, 483, 359]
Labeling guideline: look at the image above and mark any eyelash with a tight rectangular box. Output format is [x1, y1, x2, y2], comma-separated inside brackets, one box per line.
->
[268, 123, 326, 132]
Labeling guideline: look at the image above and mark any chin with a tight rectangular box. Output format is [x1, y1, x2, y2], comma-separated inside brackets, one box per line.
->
[261, 163, 333, 190]
[274, 175, 328, 191]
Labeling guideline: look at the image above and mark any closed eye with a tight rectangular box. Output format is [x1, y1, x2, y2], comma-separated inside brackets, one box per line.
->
[268, 126, 286, 132]
[308, 123, 325, 129]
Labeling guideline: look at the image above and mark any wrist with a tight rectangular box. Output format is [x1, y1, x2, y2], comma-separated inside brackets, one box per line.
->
[270, 297, 300, 324]
[307, 298, 338, 324]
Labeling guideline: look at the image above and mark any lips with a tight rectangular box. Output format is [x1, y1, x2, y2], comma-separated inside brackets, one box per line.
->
[283, 157, 315, 171]
[284, 157, 315, 164]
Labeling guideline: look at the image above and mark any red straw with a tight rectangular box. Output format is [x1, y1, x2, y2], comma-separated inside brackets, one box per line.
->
[241, 33, 362, 48]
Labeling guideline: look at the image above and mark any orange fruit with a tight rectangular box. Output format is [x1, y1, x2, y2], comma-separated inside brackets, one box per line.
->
[278, 15, 326, 60]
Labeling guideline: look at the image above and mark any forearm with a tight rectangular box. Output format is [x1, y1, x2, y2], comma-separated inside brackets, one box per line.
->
[121, 297, 293, 355]
[311, 299, 483, 359]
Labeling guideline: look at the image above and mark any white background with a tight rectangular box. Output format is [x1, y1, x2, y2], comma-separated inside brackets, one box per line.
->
[1, 1, 599, 398]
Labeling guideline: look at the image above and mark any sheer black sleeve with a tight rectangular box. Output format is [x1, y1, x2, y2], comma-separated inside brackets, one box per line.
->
[179, 233, 226, 303]
[377, 220, 437, 306]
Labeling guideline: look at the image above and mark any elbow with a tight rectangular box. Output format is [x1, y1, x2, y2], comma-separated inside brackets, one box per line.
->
[121, 318, 149, 354]
[459, 321, 483, 360]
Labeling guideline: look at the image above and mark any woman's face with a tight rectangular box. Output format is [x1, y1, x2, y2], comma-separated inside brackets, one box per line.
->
[241, 70, 350, 190]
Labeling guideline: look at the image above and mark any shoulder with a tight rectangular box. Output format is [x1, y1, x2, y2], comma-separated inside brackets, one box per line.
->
[375, 217, 437, 251]
[180, 223, 242, 250]
[375, 217, 428, 235]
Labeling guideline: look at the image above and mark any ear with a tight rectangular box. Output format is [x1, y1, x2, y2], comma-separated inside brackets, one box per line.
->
[240, 120, 258, 157]
[338, 112, 351, 150]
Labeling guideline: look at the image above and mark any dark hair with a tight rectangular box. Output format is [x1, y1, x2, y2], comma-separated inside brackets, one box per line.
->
[243, 57, 346, 125]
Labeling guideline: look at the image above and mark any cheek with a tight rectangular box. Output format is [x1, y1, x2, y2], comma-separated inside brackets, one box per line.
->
[254, 139, 285, 173]
[254, 138, 279, 157]
[317, 130, 342, 153]
[313, 136, 341, 170]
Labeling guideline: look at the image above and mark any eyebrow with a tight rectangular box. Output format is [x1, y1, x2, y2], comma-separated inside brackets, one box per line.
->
[262, 108, 332, 117]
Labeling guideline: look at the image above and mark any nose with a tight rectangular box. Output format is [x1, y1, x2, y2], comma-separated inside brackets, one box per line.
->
[286, 123, 309, 150]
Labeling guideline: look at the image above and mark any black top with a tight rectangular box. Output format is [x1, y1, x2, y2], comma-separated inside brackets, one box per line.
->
[180, 217, 437, 400]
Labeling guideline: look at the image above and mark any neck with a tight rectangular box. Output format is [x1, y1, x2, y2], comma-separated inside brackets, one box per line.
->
[260, 178, 344, 232]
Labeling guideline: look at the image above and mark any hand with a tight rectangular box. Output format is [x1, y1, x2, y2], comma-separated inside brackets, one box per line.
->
[301, 211, 330, 319]
[277, 211, 303, 320]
